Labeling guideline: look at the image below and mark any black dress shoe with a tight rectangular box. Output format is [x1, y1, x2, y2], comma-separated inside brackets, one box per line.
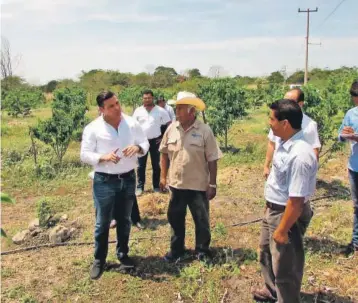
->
[90, 260, 105, 280]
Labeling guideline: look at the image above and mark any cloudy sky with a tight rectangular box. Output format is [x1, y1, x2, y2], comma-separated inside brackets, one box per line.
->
[1, 0, 357, 84]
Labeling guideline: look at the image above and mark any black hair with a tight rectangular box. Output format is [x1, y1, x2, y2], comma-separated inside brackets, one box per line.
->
[142, 89, 154, 97]
[96, 91, 115, 107]
[350, 80, 358, 97]
[270, 99, 303, 130]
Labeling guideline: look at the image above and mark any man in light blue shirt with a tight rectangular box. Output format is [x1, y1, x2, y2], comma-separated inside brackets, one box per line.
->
[338, 80, 358, 257]
[252, 99, 318, 303]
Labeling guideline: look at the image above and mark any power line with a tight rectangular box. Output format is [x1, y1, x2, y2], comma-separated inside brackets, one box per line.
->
[314, 0, 347, 31]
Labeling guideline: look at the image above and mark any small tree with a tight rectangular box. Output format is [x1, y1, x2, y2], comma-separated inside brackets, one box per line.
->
[2, 88, 44, 117]
[302, 85, 341, 161]
[198, 78, 248, 149]
[31, 87, 87, 166]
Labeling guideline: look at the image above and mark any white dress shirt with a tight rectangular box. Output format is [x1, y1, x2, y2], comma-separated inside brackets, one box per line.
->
[132, 105, 171, 139]
[80, 114, 149, 174]
[165, 104, 176, 121]
[268, 113, 321, 149]
[265, 131, 318, 205]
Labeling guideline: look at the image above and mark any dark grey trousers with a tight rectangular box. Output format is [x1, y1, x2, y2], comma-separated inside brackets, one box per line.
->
[259, 202, 313, 303]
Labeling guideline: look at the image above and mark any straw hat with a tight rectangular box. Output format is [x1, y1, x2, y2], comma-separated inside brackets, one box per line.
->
[175, 91, 206, 111]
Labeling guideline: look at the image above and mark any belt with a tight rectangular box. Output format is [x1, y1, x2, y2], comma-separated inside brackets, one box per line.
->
[95, 170, 134, 179]
[266, 201, 286, 211]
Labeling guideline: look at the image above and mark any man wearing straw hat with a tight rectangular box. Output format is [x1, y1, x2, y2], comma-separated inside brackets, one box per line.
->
[159, 91, 223, 262]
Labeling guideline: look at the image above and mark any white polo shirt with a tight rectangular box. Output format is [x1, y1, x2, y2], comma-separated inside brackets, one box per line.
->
[80, 114, 149, 174]
[133, 105, 171, 139]
[165, 104, 176, 121]
[265, 131, 318, 205]
[268, 113, 321, 149]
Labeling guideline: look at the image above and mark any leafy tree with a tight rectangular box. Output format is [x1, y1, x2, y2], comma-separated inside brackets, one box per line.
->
[302, 85, 341, 161]
[119, 86, 145, 113]
[2, 88, 45, 117]
[152, 66, 178, 88]
[267, 71, 284, 84]
[31, 87, 87, 166]
[287, 70, 305, 84]
[44, 80, 58, 93]
[188, 68, 201, 78]
[198, 78, 248, 149]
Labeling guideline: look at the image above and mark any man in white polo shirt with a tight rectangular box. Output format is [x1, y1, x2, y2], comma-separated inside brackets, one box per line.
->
[133, 90, 171, 195]
[263, 88, 320, 179]
[80, 91, 149, 280]
[252, 99, 318, 303]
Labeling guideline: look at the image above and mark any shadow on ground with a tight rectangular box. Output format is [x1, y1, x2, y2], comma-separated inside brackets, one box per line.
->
[105, 246, 258, 282]
[301, 292, 356, 303]
[315, 179, 350, 202]
[305, 236, 346, 255]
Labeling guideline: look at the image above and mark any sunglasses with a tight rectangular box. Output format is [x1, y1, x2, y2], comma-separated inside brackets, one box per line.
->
[351, 92, 358, 97]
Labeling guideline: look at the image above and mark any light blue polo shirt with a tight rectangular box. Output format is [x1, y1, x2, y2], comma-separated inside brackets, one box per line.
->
[338, 106, 358, 172]
[265, 131, 318, 205]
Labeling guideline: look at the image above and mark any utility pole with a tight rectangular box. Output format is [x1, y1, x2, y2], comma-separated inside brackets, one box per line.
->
[298, 7, 318, 85]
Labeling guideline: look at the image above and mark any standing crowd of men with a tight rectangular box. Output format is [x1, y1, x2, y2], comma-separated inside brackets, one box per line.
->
[80, 80, 358, 303]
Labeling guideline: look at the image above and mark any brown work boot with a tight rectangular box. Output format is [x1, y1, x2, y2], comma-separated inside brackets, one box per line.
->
[251, 286, 277, 302]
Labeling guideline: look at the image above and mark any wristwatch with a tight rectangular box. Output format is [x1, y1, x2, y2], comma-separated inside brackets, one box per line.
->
[209, 184, 217, 189]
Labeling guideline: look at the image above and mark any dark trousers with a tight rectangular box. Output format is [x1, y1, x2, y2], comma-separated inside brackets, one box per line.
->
[348, 169, 358, 249]
[137, 137, 160, 190]
[93, 171, 135, 262]
[259, 202, 313, 303]
[167, 187, 211, 256]
[131, 196, 141, 224]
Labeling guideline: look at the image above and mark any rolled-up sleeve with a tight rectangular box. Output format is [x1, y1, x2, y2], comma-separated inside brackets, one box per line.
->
[133, 121, 149, 157]
[288, 159, 311, 197]
[80, 125, 102, 166]
[204, 128, 223, 162]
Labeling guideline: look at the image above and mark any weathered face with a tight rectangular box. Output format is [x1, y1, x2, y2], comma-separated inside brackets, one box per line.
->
[269, 109, 288, 138]
[143, 93, 154, 111]
[99, 95, 121, 119]
[176, 104, 193, 124]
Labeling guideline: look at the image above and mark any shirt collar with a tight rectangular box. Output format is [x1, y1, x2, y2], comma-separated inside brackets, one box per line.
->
[176, 119, 200, 131]
[279, 130, 304, 152]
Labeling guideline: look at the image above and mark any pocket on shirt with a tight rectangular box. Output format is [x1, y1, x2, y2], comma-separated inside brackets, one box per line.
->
[168, 138, 179, 152]
[188, 138, 204, 151]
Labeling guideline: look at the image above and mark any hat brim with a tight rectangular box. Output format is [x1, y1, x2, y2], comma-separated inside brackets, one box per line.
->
[167, 99, 176, 106]
[175, 97, 206, 111]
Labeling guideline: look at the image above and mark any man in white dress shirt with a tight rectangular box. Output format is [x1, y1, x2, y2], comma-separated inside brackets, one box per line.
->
[252, 99, 318, 303]
[157, 96, 176, 121]
[263, 88, 321, 179]
[81, 91, 149, 280]
[133, 90, 171, 195]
